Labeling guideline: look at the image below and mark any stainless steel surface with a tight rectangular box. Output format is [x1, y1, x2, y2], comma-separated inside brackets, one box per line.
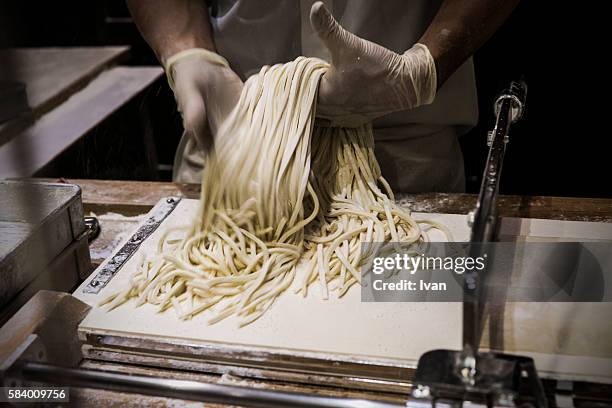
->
[83, 196, 181, 294]
[0, 181, 90, 314]
[0, 230, 90, 325]
[0, 334, 44, 385]
[0, 291, 90, 368]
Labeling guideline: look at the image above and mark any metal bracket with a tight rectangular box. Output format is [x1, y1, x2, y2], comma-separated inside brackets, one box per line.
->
[411, 349, 548, 407]
[83, 197, 182, 294]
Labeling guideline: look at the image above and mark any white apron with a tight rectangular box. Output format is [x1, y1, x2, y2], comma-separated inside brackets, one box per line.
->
[173, 0, 478, 193]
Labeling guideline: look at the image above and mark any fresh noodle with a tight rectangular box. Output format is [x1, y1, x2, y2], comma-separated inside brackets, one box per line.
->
[102, 57, 442, 325]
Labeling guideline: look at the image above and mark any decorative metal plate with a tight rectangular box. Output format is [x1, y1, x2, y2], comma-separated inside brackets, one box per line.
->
[83, 197, 181, 294]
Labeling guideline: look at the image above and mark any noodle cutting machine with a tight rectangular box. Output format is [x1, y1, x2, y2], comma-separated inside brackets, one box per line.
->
[2, 82, 612, 407]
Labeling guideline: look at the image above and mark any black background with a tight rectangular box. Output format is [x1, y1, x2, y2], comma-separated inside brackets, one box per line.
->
[1, 1, 609, 197]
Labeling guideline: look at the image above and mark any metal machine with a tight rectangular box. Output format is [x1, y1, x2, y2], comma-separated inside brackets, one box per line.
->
[0, 181, 92, 325]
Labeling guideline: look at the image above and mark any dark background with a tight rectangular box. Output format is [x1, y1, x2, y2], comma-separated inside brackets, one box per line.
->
[1, 1, 608, 197]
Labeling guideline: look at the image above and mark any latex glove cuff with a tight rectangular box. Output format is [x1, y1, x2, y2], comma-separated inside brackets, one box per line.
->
[164, 48, 230, 90]
[401, 43, 437, 107]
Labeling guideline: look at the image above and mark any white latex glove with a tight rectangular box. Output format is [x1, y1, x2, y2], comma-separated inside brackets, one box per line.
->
[310, 2, 437, 127]
[165, 48, 243, 150]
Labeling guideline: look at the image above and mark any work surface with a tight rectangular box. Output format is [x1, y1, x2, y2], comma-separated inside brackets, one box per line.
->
[76, 195, 612, 382]
[62, 179, 612, 405]
[77, 200, 463, 381]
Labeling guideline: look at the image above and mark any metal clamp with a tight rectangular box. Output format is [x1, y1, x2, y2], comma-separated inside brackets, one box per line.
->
[83, 197, 182, 294]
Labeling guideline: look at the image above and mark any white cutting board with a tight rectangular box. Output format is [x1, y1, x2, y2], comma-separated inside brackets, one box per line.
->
[75, 199, 612, 383]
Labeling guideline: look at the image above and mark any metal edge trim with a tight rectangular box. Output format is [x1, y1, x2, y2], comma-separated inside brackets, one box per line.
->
[79, 329, 417, 382]
[82, 196, 181, 294]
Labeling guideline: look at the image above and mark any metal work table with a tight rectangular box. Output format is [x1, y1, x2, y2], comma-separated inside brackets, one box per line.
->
[41, 179, 612, 406]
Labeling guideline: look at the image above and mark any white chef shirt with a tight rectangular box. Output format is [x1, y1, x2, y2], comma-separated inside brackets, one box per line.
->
[174, 0, 478, 192]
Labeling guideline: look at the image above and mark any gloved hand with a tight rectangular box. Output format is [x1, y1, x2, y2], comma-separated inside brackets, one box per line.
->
[165, 48, 243, 150]
[309, 2, 437, 127]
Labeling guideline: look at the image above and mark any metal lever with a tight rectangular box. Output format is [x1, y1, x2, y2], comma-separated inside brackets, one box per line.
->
[411, 81, 545, 408]
[464, 81, 527, 354]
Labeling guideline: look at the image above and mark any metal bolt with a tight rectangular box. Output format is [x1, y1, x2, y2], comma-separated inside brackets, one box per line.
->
[166, 197, 175, 203]
[460, 354, 477, 387]
[412, 384, 431, 399]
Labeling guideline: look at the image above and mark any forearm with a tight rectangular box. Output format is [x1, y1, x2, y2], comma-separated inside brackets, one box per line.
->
[418, 0, 520, 88]
[127, 0, 216, 65]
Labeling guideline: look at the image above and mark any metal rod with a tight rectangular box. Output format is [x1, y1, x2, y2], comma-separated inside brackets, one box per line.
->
[18, 362, 404, 408]
[463, 81, 527, 353]
[463, 97, 512, 352]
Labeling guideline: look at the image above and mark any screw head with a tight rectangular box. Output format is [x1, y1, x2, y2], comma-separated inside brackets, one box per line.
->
[412, 384, 431, 399]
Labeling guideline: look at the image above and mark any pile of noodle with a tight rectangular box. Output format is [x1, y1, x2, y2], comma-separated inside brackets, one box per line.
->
[101, 57, 444, 326]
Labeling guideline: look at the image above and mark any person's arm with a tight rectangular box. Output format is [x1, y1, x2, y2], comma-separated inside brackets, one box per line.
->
[309, 1, 519, 127]
[126, 0, 243, 151]
[418, 0, 520, 88]
[126, 0, 215, 65]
